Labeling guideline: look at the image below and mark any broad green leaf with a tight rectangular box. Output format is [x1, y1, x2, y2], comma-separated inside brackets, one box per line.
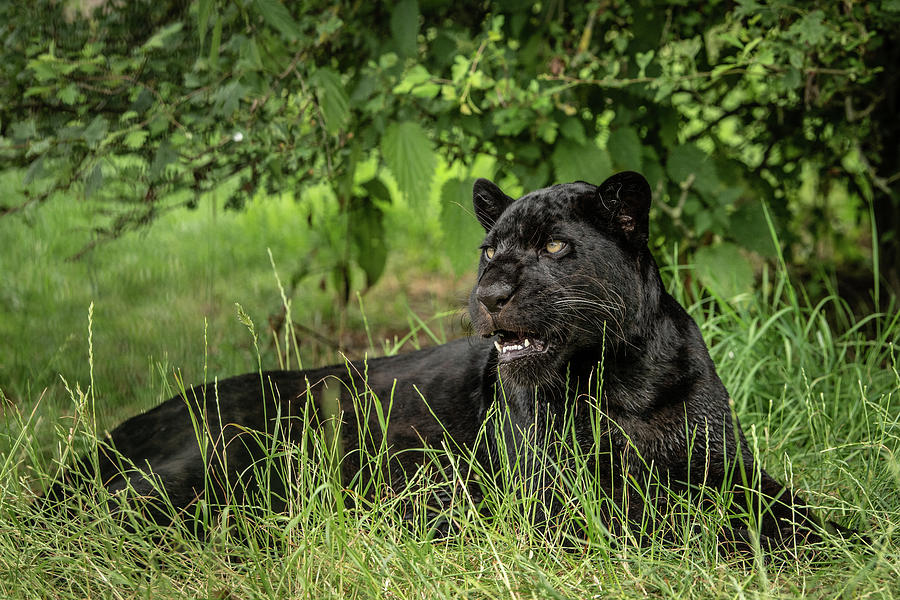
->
[84, 164, 103, 198]
[338, 143, 362, 201]
[395, 65, 438, 97]
[214, 80, 248, 117]
[148, 114, 169, 137]
[666, 143, 719, 198]
[26, 138, 51, 158]
[559, 118, 587, 144]
[382, 121, 436, 207]
[28, 57, 60, 83]
[11, 120, 37, 142]
[379, 53, 399, 70]
[607, 126, 643, 171]
[730, 200, 778, 257]
[57, 84, 80, 105]
[316, 14, 343, 37]
[551, 139, 613, 185]
[694, 243, 754, 300]
[692, 206, 715, 236]
[635, 49, 655, 76]
[149, 139, 178, 181]
[439, 177, 485, 274]
[512, 161, 550, 192]
[24, 156, 46, 185]
[494, 107, 534, 136]
[394, 65, 431, 92]
[240, 37, 263, 71]
[141, 22, 184, 51]
[83, 116, 109, 148]
[311, 68, 350, 135]
[641, 148, 665, 193]
[361, 177, 392, 205]
[390, 0, 419, 57]
[129, 89, 155, 114]
[537, 120, 558, 144]
[450, 55, 469, 84]
[254, 0, 302, 40]
[781, 66, 802, 90]
[410, 82, 440, 98]
[123, 130, 149, 150]
[349, 196, 387, 287]
[790, 10, 828, 45]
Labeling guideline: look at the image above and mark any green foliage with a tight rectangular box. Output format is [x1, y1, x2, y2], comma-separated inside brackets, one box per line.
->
[694, 242, 755, 300]
[382, 121, 436, 207]
[439, 176, 484, 275]
[1, 0, 898, 296]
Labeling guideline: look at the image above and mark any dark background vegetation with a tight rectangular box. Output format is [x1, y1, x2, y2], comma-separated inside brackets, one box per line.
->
[3, 0, 898, 297]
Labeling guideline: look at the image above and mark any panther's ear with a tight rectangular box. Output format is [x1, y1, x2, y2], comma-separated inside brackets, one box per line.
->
[473, 178, 515, 231]
[597, 171, 652, 247]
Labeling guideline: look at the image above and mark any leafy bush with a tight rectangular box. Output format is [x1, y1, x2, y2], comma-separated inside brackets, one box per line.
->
[2, 0, 898, 299]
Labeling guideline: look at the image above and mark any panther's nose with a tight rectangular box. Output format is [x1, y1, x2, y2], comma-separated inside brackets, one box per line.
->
[477, 282, 513, 313]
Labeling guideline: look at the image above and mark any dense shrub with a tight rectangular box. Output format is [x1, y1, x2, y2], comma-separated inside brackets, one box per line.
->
[2, 0, 898, 299]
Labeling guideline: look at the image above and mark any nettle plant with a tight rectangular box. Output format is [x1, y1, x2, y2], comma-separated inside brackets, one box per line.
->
[2, 0, 897, 300]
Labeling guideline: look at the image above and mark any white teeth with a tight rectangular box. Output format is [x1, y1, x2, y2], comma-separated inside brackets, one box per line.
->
[495, 337, 539, 355]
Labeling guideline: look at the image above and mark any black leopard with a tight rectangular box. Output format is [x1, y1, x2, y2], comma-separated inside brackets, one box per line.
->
[44, 171, 831, 549]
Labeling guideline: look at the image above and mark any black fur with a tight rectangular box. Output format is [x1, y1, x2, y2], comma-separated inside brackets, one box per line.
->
[45, 171, 833, 549]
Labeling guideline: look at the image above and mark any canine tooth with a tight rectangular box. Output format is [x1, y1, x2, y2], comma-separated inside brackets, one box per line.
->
[524, 338, 530, 347]
[494, 341, 502, 353]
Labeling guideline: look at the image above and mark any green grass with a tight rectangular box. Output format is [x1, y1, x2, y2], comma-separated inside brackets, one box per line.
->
[1, 193, 899, 598]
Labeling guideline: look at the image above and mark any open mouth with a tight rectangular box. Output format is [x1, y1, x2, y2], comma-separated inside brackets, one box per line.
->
[489, 330, 549, 362]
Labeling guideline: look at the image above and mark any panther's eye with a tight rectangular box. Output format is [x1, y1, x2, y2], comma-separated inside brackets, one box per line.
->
[483, 246, 496, 260]
[545, 240, 566, 254]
